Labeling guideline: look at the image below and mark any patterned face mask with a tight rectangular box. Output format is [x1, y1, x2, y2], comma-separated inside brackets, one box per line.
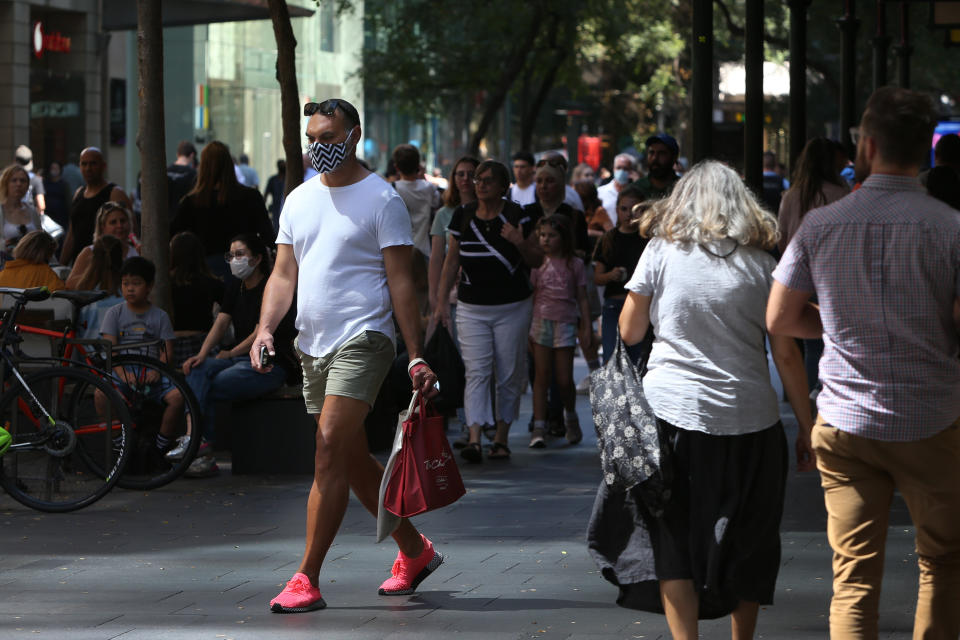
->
[307, 130, 354, 174]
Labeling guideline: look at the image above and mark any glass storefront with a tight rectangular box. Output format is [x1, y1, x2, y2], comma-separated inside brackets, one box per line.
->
[28, 7, 87, 170]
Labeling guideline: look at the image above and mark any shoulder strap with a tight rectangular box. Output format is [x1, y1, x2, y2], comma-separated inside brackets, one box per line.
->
[459, 201, 478, 236]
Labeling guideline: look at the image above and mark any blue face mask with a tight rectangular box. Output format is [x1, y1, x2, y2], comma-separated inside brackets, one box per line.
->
[307, 130, 355, 174]
[614, 169, 630, 185]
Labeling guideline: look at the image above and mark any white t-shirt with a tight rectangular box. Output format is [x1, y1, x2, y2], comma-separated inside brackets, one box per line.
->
[277, 172, 413, 358]
[393, 179, 439, 258]
[626, 236, 780, 435]
[597, 181, 620, 227]
[509, 183, 536, 206]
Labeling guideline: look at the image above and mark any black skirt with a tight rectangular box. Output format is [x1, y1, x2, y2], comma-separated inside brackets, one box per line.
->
[588, 419, 788, 619]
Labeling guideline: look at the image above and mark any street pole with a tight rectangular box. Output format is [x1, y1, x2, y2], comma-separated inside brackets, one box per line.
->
[692, 0, 713, 163]
[872, 0, 890, 90]
[789, 0, 809, 170]
[744, 0, 763, 194]
[894, 1, 913, 88]
[837, 0, 860, 159]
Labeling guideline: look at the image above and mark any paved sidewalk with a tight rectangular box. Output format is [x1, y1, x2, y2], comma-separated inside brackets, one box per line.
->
[1, 364, 921, 639]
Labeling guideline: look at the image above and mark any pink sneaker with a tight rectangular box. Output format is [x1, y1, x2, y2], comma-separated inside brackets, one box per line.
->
[269, 572, 326, 613]
[378, 535, 444, 595]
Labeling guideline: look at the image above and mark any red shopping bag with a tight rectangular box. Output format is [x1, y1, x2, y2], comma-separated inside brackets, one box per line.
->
[383, 393, 466, 518]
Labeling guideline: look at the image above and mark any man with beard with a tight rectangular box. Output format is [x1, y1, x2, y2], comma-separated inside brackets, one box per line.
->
[632, 133, 679, 201]
[767, 86, 960, 638]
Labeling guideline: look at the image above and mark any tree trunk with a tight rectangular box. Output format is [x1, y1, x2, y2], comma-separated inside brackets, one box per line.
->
[519, 52, 565, 152]
[136, 0, 171, 314]
[467, 17, 542, 157]
[267, 0, 304, 198]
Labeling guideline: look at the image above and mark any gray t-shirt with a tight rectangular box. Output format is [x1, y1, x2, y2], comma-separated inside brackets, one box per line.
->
[100, 302, 175, 358]
[626, 237, 779, 435]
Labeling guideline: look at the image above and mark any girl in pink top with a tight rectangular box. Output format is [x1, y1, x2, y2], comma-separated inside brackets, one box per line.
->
[529, 215, 591, 448]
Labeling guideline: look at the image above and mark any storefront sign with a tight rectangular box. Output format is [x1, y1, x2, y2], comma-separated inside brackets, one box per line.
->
[32, 21, 72, 59]
[30, 101, 81, 118]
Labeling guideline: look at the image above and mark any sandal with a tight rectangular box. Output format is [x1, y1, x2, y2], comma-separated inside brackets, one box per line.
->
[460, 442, 483, 464]
[488, 442, 511, 460]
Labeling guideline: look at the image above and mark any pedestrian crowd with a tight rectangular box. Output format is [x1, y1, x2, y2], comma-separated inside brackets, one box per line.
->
[2, 85, 958, 638]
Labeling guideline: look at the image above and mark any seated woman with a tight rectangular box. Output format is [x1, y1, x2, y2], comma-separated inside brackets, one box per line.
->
[179, 233, 296, 477]
[68, 234, 125, 338]
[0, 230, 65, 291]
[169, 231, 224, 369]
[65, 201, 139, 290]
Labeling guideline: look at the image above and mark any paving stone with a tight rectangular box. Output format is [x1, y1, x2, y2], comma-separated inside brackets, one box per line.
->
[0, 360, 924, 638]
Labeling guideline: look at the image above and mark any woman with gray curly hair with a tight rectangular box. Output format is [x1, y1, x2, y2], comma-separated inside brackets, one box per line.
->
[614, 160, 814, 637]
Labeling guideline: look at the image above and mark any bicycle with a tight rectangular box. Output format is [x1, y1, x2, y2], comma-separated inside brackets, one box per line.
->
[13, 289, 203, 490]
[0, 286, 134, 512]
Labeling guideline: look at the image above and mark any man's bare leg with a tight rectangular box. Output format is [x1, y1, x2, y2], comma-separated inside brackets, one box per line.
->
[296, 395, 423, 585]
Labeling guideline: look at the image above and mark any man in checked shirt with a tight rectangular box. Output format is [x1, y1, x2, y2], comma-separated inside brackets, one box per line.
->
[768, 87, 960, 639]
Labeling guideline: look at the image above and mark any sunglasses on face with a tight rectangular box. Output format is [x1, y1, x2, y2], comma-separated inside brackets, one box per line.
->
[303, 99, 360, 127]
[473, 176, 498, 187]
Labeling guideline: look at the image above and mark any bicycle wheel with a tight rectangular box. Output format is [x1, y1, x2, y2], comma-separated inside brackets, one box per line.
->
[0, 366, 133, 512]
[109, 354, 203, 490]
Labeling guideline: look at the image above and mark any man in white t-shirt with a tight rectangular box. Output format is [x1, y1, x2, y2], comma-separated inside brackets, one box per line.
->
[509, 151, 536, 206]
[597, 153, 637, 227]
[251, 98, 441, 614]
[391, 143, 440, 259]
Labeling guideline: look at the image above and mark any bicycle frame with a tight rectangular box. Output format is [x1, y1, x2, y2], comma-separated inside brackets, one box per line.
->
[0, 296, 126, 448]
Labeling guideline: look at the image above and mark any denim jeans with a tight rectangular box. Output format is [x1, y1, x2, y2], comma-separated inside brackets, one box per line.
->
[185, 355, 287, 442]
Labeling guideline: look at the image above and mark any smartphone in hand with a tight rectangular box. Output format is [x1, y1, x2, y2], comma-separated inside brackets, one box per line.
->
[259, 345, 273, 368]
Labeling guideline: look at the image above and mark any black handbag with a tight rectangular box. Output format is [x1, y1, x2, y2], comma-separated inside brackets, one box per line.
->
[588, 335, 671, 515]
[422, 323, 465, 415]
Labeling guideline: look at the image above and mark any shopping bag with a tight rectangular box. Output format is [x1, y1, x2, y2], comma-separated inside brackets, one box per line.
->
[383, 392, 465, 518]
[589, 335, 672, 516]
[376, 392, 417, 542]
[422, 323, 465, 415]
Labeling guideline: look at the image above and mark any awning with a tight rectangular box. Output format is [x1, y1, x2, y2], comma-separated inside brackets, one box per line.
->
[103, 0, 314, 31]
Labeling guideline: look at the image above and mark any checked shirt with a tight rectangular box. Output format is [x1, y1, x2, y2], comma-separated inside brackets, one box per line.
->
[774, 173, 960, 441]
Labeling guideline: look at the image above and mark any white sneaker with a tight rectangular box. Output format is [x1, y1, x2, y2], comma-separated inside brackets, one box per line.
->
[576, 375, 591, 395]
[184, 455, 219, 478]
[164, 435, 191, 461]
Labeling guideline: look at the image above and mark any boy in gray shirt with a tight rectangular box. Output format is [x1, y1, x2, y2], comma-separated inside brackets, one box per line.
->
[101, 257, 182, 454]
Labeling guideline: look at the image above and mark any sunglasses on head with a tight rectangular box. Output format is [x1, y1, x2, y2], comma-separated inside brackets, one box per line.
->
[303, 99, 360, 127]
[536, 157, 567, 170]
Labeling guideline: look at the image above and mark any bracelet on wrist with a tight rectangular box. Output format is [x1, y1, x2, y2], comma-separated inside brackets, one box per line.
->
[407, 357, 428, 374]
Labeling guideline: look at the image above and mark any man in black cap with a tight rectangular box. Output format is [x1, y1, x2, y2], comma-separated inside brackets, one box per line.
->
[632, 133, 680, 200]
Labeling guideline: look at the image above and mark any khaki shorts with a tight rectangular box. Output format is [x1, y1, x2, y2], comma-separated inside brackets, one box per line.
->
[295, 330, 395, 415]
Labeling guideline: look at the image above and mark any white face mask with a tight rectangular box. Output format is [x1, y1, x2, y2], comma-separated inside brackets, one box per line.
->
[230, 257, 257, 280]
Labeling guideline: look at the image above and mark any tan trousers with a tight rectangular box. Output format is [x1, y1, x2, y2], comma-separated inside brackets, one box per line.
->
[812, 416, 960, 640]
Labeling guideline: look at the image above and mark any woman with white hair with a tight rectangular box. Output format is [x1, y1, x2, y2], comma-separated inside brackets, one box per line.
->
[613, 160, 814, 637]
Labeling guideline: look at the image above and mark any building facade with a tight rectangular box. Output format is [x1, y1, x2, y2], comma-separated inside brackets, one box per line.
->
[1, 0, 363, 199]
